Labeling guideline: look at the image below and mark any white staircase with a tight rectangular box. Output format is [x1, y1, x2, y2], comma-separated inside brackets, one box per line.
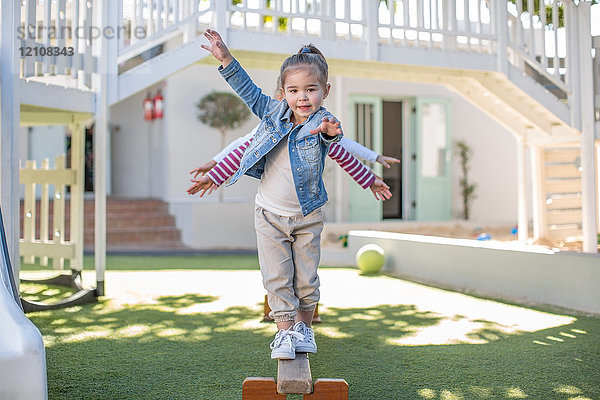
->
[540, 145, 584, 240]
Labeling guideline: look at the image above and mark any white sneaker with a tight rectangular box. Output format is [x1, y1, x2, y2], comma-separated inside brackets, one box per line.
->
[270, 328, 305, 360]
[293, 321, 317, 353]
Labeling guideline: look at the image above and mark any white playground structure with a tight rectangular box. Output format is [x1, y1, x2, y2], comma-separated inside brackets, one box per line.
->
[1, 1, 599, 398]
[0, 207, 47, 400]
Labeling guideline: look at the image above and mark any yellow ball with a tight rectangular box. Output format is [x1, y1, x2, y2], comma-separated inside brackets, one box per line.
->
[356, 244, 385, 274]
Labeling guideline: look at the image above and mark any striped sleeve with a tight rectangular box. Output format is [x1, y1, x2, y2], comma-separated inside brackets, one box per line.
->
[328, 142, 376, 189]
[207, 138, 253, 186]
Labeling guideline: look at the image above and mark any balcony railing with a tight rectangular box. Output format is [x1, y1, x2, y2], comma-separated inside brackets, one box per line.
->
[18, 0, 97, 89]
[16, 0, 584, 105]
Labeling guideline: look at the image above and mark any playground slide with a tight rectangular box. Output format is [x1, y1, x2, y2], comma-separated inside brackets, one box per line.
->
[0, 209, 47, 400]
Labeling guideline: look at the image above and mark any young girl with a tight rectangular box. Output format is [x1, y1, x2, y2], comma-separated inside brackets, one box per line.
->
[191, 29, 391, 360]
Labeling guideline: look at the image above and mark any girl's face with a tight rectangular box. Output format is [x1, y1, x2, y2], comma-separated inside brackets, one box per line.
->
[281, 66, 329, 125]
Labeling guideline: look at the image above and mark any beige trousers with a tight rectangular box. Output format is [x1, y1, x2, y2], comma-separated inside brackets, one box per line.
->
[254, 205, 323, 323]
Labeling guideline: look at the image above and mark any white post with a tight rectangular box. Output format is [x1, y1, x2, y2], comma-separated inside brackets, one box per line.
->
[106, 2, 118, 197]
[182, 0, 193, 43]
[365, 0, 378, 61]
[517, 136, 529, 242]
[94, 0, 110, 296]
[214, 0, 228, 43]
[443, 0, 457, 50]
[576, 2, 598, 253]
[494, 0, 508, 75]
[0, 0, 21, 283]
[530, 145, 546, 239]
[565, 2, 581, 130]
[321, 0, 335, 39]
[70, 123, 85, 271]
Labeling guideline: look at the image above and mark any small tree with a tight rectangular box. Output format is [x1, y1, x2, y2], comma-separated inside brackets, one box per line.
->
[455, 140, 477, 220]
[196, 91, 250, 201]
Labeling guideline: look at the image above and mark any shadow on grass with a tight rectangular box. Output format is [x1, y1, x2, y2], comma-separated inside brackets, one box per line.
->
[21, 283, 77, 303]
[27, 295, 599, 400]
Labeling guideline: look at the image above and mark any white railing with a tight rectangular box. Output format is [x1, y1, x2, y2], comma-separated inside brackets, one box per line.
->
[506, 0, 569, 98]
[117, 0, 214, 64]
[18, 0, 96, 88]
[16, 0, 583, 106]
[229, 0, 495, 51]
[376, 0, 493, 51]
[227, 0, 572, 99]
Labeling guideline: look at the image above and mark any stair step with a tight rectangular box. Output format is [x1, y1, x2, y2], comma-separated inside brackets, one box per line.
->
[84, 214, 176, 229]
[84, 200, 169, 214]
[22, 198, 186, 250]
[85, 226, 182, 245]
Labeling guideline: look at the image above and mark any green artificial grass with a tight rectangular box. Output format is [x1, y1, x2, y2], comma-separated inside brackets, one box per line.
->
[19, 254, 343, 272]
[20, 254, 261, 271]
[18, 256, 600, 400]
[23, 287, 599, 399]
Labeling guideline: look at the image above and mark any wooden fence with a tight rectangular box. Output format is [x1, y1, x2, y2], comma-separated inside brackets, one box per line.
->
[19, 125, 84, 271]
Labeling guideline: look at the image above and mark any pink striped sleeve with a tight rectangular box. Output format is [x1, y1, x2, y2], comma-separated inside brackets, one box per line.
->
[207, 139, 252, 186]
[328, 143, 376, 189]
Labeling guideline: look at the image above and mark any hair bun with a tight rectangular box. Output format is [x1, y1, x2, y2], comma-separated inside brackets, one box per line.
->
[296, 44, 324, 58]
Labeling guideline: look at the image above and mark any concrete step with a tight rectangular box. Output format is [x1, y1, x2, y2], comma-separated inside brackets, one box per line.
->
[84, 226, 182, 245]
[83, 213, 176, 229]
[21, 197, 186, 250]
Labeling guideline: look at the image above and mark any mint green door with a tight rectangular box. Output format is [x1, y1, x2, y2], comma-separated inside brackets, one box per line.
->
[414, 98, 452, 221]
[348, 96, 383, 222]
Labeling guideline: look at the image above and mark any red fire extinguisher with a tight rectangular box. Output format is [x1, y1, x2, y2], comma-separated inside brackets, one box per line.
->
[143, 92, 155, 121]
[154, 89, 164, 119]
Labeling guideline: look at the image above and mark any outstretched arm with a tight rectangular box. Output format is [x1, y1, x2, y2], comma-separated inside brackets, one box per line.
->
[189, 160, 217, 180]
[205, 138, 253, 186]
[338, 137, 378, 162]
[201, 29, 278, 120]
[310, 115, 342, 144]
[189, 128, 257, 179]
[186, 175, 217, 197]
[338, 137, 400, 167]
[201, 28, 234, 68]
[328, 142, 376, 189]
[187, 138, 253, 196]
[369, 178, 392, 201]
[214, 128, 257, 163]
[376, 155, 400, 168]
[328, 143, 392, 201]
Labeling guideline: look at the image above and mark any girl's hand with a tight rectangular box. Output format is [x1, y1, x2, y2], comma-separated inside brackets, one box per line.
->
[190, 160, 217, 179]
[376, 155, 400, 168]
[201, 29, 233, 67]
[309, 116, 342, 137]
[369, 178, 392, 201]
[187, 175, 218, 197]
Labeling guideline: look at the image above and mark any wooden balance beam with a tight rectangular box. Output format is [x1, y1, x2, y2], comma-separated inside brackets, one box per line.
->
[242, 354, 348, 399]
[277, 353, 312, 394]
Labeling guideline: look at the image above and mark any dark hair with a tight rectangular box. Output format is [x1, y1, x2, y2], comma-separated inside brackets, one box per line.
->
[279, 44, 329, 90]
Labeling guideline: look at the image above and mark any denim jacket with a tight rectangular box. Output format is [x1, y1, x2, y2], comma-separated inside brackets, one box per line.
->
[218, 59, 341, 216]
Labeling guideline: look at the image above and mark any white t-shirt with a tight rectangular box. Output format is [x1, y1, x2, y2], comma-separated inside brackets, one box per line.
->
[254, 135, 302, 217]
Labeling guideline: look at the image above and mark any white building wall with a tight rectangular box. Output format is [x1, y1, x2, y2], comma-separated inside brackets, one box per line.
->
[19, 126, 66, 167]
[111, 82, 166, 198]
[109, 62, 525, 250]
